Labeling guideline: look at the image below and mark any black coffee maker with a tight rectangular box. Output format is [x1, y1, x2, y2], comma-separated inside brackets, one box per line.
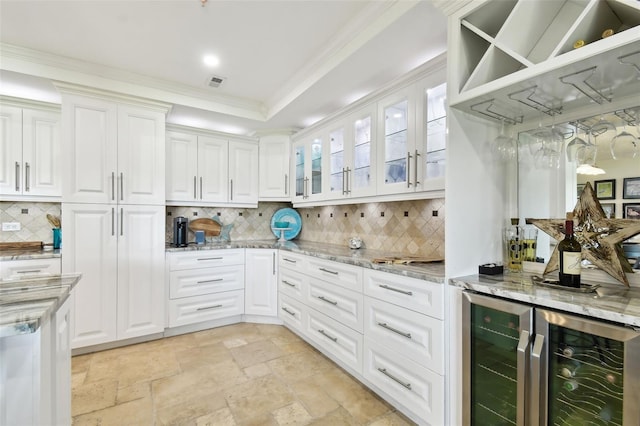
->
[173, 216, 188, 247]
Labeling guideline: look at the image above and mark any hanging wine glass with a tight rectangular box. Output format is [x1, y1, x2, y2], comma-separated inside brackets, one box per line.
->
[566, 123, 589, 162]
[589, 115, 616, 139]
[491, 119, 516, 161]
[610, 122, 638, 159]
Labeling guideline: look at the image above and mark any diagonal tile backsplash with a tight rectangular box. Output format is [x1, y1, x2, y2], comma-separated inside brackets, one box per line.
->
[0, 202, 62, 244]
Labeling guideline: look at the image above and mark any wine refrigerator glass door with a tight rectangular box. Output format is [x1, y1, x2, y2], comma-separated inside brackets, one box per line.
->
[535, 309, 640, 426]
[463, 292, 533, 426]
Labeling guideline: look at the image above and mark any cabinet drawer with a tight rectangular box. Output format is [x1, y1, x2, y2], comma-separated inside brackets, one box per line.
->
[279, 268, 306, 302]
[364, 269, 443, 319]
[0, 258, 61, 280]
[306, 257, 363, 292]
[363, 338, 444, 425]
[306, 309, 363, 374]
[168, 290, 244, 327]
[168, 249, 244, 271]
[279, 251, 308, 272]
[279, 293, 307, 335]
[364, 296, 444, 374]
[169, 265, 244, 299]
[307, 277, 363, 333]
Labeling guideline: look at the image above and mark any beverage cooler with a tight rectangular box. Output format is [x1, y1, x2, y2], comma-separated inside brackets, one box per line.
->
[462, 292, 640, 426]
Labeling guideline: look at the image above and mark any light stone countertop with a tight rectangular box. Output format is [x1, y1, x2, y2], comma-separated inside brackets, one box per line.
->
[166, 239, 445, 283]
[0, 273, 82, 337]
[450, 273, 640, 328]
[0, 247, 61, 261]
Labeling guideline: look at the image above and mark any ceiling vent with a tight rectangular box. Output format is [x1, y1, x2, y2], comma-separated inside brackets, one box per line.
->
[208, 75, 225, 88]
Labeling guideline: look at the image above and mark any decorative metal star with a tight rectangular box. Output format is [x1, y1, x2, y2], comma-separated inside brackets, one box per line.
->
[526, 182, 640, 287]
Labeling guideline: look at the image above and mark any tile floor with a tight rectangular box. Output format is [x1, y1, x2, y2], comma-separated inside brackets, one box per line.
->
[71, 323, 415, 425]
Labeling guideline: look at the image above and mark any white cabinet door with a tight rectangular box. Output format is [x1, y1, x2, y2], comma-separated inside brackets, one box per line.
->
[198, 135, 228, 202]
[61, 94, 118, 204]
[62, 203, 118, 348]
[22, 109, 61, 197]
[117, 106, 165, 205]
[0, 105, 22, 196]
[166, 130, 197, 202]
[0, 258, 60, 280]
[245, 249, 278, 317]
[52, 296, 71, 426]
[292, 133, 326, 203]
[229, 140, 258, 205]
[346, 105, 377, 198]
[258, 134, 290, 200]
[116, 205, 165, 340]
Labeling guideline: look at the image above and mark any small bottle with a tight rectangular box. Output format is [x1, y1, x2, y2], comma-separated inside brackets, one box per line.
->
[563, 379, 579, 391]
[559, 360, 581, 378]
[558, 213, 581, 288]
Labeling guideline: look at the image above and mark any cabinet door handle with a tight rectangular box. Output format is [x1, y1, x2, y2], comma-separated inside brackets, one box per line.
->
[377, 322, 411, 339]
[197, 278, 223, 284]
[346, 167, 351, 194]
[517, 330, 531, 426]
[24, 162, 30, 192]
[120, 172, 124, 201]
[230, 179, 233, 201]
[200, 176, 203, 199]
[112, 172, 115, 200]
[304, 177, 309, 199]
[379, 284, 413, 296]
[414, 150, 420, 186]
[111, 208, 115, 236]
[530, 333, 544, 426]
[197, 304, 223, 311]
[377, 367, 411, 390]
[17, 269, 42, 274]
[273, 252, 276, 275]
[194, 176, 197, 199]
[282, 307, 296, 316]
[284, 174, 288, 195]
[318, 295, 338, 306]
[342, 168, 347, 195]
[319, 267, 338, 275]
[15, 162, 20, 191]
[406, 151, 412, 188]
[317, 329, 337, 342]
[282, 280, 296, 287]
[197, 257, 223, 261]
[283, 258, 296, 264]
[120, 208, 123, 236]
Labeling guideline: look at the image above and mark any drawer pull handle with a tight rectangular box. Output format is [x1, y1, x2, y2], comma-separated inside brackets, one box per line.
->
[377, 322, 412, 339]
[318, 329, 337, 342]
[379, 284, 413, 296]
[282, 280, 296, 287]
[197, 304, 223, 311]
[17, 269, 42, 274]
[318, 295, 338, 306]
[282, 307, 296, 316]
[197, 257, 223, 261]
[197, 278, 224, 284]
[283, 258, 297, 263]
[378, 368, 411, 390]
[319, 267, 338, 275]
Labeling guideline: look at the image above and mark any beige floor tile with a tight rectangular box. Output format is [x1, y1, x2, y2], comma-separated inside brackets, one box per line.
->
[71, 353, 91, 374]
[155, 390, 228, 426]
[71, 371, 86, 390]
[288, 377, 340, 418]
[175, 341, 234, 371]
[116, 381, 150, 404]
[71, 378, 118, 417]
[368, 411, 416, 426]
[266, 349, 333, 382]
[224, 375, 295, 424]
[115, 349, 181, 388]
[152, 364, 222, 408]
[195, 407, 237, 426]
[244, 362, 272, 379]
[73, 396, 153, 426]
[307, 407, 360, 426]
[272, 401, 313, 425]
[230, 339, 286, 368]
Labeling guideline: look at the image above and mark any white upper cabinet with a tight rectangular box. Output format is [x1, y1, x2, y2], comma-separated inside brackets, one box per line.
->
[0, 102, 61, 200]
[258, 134, 291, 200]
[61, 92, 166, 205]
[166, 126, 258, 207]
[449, 0, 640, 124]
[292, 132, 325, 203]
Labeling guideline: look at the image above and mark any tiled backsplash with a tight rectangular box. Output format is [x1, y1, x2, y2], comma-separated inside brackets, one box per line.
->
[0, 202, 62, 244]
[3, 199, 445, 258]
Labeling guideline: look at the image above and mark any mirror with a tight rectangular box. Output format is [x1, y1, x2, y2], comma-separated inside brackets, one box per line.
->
[517, 107, 640, 264]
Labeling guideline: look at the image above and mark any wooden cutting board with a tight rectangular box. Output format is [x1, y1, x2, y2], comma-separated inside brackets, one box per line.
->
[372, 255, 444, 265]
[0, 241, 44, 251]
[188, 218, 221, 236]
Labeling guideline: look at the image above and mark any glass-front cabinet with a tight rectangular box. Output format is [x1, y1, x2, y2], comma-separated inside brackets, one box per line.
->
[292, 133, 324, 202]
[421, 81, 447, 191]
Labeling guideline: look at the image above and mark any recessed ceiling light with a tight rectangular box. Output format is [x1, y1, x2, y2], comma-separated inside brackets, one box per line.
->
[203, 54, 220, 67]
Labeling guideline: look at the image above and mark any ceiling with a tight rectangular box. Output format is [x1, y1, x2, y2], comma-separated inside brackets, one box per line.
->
[0, 0, 448, 137]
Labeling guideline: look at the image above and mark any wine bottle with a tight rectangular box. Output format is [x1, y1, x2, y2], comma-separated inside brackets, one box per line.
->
[602, 29, 614, 38]
[558, 213, 581, 288]
[573, 39, 585, 49]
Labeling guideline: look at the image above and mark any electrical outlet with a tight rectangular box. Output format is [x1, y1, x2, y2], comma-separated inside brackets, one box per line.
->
[2, 222, 21, 231]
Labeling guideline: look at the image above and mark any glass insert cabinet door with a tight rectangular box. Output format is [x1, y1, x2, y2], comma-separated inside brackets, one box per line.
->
[463, 292, 533, 426]
[383, 99, 409, 186]
[310, 136, 322, 195]
[353, 113, 372, 193]
[329, 127, 345, 195]
[425, 82, 446, 180]
[295, 144, 305, 198]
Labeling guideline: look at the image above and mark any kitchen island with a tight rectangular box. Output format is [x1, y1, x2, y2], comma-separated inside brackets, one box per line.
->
[0, 273, 82, 425]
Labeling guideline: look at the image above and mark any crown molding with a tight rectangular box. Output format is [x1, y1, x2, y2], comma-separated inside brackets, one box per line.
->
[166, 122, 258, 142]
[0, 94, 60, 112]
[0, 42, 267, 121]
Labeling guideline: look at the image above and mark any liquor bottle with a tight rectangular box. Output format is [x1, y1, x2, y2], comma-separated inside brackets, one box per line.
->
[558, 213, 581, 288]
[504, 218, 523, 272]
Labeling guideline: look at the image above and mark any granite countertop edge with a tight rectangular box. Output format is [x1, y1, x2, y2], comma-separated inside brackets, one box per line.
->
[449, 273, 640, 328]
[0, 248, 61, 261]
[0, 273, 82, 338]
[166, 239, 445, 283]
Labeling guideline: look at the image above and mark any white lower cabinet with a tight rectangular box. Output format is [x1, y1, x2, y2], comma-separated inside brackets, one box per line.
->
[0, 257, 60, 280]
[166, 249, 245, 328]
[244, 249, 278, 318]
[278, 251, 445, 425]
[364, 337, 444, 425]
